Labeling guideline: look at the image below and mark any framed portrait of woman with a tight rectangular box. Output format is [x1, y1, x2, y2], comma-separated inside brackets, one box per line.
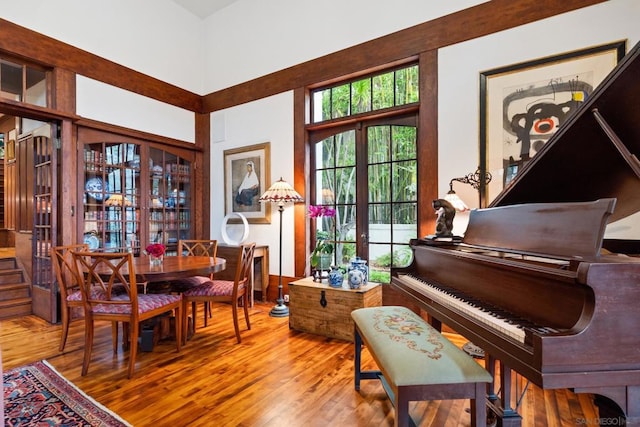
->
[224, 142, 271, 224]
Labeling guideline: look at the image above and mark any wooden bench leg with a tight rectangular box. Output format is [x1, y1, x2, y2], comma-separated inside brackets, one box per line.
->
[354, 326, 363, 391]
[354, 325, 384, 390]
[395, 388, 411, 427]
[471, 382, 487, 427]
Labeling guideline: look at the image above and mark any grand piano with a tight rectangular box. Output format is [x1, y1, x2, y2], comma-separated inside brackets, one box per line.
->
[392, 40, 640, 426]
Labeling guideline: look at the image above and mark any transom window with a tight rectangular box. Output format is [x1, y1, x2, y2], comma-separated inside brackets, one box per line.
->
[311, 64, 419, 123]
[0, 56, 50, 108]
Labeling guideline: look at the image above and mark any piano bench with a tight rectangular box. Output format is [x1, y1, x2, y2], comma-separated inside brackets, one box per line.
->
[352, 306, 492, 427]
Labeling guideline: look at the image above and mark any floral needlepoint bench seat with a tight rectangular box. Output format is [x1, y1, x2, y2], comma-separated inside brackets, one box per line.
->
[351, 306, 492, 427]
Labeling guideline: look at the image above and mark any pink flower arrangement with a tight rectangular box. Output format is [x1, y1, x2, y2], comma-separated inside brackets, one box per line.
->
[309, 205, 336, 268]
[308, 205, 336, 218]
[145, 243, 166, 257]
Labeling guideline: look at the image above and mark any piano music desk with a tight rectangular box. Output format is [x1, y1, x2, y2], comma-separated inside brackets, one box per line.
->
[352, 306, 493, 427]
[288, 277, 382, 342]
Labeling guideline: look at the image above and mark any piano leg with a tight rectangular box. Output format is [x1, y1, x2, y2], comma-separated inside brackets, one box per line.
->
[486, 353, 498, 402]
[629, 385, 640, 426]
[485, 354, 522, 427]
[593, 395, 628, 425]
[576, 385, 640, 426]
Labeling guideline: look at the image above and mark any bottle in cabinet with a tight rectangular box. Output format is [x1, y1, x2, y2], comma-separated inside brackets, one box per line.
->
[148, 147, 192, 256]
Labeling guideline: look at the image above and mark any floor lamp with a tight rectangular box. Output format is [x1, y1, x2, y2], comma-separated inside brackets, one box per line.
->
[259, 177, 304, 317]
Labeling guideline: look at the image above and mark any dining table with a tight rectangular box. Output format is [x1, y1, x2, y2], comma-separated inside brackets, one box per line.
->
[135, 255, 227, 293]
[91, 254, 227, 293]
[133, 255, 226, 283]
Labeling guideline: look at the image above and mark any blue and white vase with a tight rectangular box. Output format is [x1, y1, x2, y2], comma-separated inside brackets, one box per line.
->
[348, 269, 364, 289]
[328, 265, 344, 288]
[348, 256, 368, 285]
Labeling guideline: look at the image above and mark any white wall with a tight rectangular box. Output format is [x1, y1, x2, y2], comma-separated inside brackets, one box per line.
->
[210, 92, 296, 275]
[438, 0, 640, 237]
[0, 0, 205, 93]
[202, 0, 487, 92]
[76, 77, 196, 142]
[0, 0, 204, 141]
[210, 0, 640, 269]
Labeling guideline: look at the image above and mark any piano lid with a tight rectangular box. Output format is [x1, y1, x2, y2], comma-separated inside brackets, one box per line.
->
[488, 40, 640, 223]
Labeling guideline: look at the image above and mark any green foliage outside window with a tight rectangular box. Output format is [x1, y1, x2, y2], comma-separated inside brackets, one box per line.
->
[313, 64, 418, 123]
[311, 64, 419, 281]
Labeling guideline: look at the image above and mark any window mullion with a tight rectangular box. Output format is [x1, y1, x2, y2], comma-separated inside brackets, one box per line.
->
[22, 65, 27, 101]
[354, 123, 368, 259]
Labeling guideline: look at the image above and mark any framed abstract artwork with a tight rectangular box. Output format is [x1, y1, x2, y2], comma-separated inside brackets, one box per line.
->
[224, 142, 271, 224]
[479, 40, 626, 205]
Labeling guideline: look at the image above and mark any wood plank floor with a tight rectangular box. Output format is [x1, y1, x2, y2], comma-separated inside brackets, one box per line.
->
[0, 302, 601, 426]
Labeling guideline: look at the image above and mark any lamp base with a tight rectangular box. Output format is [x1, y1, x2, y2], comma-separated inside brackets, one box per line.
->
[269, 302, 289, 317]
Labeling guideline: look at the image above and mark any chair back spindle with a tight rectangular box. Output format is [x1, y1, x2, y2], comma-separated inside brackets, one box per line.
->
[51, 244, 89, 352]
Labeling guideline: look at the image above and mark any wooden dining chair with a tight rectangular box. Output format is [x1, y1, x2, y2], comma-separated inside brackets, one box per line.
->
[52, 243, 89, 352]
[173, 239, 218, 327]
[53, 244, 129, 353]
[181, 242, 255, 344]
[71, 251, 182, 379]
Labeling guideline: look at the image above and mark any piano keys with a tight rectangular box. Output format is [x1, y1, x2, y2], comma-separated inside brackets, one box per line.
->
[396, 272, 549, 346]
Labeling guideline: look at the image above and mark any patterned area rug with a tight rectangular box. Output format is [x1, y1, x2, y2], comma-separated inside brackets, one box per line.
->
[3, 360, 131, 426]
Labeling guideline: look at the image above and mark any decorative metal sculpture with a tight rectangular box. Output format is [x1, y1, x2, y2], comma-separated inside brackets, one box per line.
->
[432, 199, 456, 237]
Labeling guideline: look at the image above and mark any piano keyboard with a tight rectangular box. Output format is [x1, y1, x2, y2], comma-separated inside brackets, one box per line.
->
[396, 274, 558, 345]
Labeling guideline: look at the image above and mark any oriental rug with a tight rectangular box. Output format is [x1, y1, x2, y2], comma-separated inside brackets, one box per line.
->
[3, 360, 131, 427]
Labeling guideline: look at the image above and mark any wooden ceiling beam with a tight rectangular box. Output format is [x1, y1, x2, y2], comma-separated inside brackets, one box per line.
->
[0, 18, 202, 113]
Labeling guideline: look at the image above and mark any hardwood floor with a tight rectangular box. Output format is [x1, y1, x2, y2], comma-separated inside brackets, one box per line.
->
[1, 302, 600, 426]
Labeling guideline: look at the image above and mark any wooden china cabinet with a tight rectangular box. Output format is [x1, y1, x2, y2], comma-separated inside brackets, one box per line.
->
[78, 128, 196, 256]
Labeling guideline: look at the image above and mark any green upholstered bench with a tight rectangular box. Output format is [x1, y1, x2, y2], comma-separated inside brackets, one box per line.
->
[352, 306, 492, 427]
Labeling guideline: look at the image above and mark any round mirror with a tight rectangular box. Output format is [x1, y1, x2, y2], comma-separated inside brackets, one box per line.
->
[221, 213, 250, 245]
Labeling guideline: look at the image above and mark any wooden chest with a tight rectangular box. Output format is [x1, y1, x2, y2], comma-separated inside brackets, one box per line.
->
[288, 277, 382, 342]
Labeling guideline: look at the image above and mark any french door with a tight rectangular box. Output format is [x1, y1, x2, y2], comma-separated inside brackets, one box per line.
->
[309, 113, 418, 282]
[25, 124, 57, 322]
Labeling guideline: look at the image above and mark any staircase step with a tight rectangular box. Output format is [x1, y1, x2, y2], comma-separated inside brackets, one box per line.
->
[0, 297, 32, 319]
[0, 256, 31, 320]
[0, 268, 24, 284]
[0, 257, 17, 270]
[0, 282, 30, 301]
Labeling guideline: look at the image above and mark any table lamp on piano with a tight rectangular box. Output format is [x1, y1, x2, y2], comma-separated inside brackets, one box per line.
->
[426, 167, 491, 241]
[443, 167, 493, 359]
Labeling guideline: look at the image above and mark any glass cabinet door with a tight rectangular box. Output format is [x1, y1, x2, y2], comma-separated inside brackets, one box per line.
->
[148, 147, 191, 256]
[83, 142, 141, 254]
